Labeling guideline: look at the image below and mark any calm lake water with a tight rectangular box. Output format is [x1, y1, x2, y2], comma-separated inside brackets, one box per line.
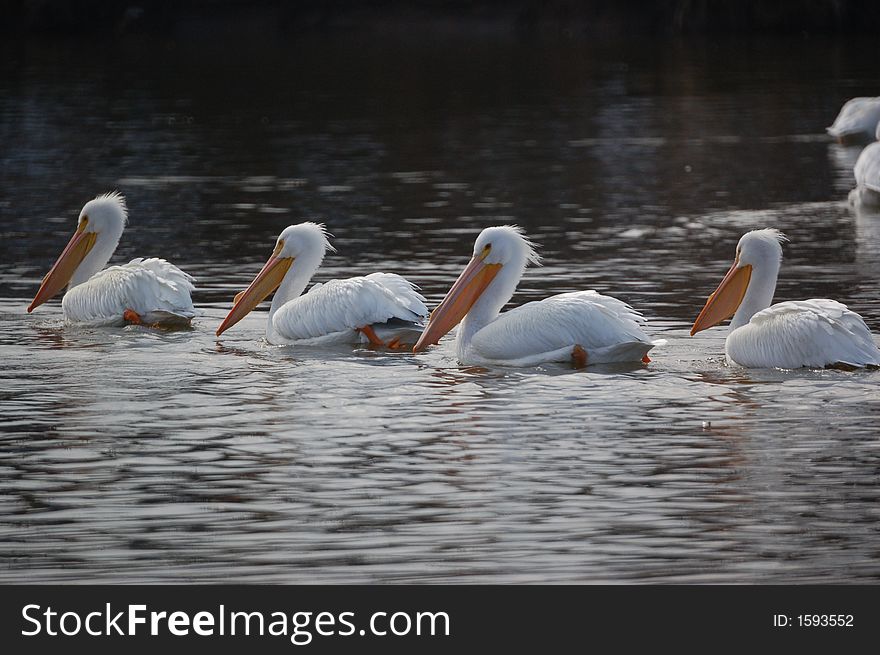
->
[1, 33, 879, 583]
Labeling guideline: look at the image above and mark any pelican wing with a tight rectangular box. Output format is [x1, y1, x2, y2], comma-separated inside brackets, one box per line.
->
[361, 272, 429, 318]
[827, 97, 880, 138]
[61, 258, 196, 325]
[854, 142, 880, 193]
[273, 273, 427, 340]
[729, 299, 880, 368]
[469, 291, 653, 364]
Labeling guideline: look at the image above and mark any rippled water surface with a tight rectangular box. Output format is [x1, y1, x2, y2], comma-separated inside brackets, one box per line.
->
[1, 34, 879, 583]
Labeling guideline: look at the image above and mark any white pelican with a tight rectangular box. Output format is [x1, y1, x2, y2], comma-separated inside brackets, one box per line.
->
[215, 222, 427, 346]
[28, 192, 195, 327]
[849, 141, 880, 208]
[412, 225, 655, 367]
[691, 228, 880, 369]
[827, 97, 880, 144]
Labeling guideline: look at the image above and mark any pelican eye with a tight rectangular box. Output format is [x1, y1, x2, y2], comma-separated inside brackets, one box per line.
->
[78, 216, 89, 232]
[479, 244, 491, 259]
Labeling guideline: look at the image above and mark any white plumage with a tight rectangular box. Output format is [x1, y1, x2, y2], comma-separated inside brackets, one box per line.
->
[466, 291, 652, 366]
[273, 273, 427, 344]
[849, 141, 880, 208]
[727, 300, 880, 369]
[216, 222, 427, 346]
[414, 225, 655, 367]
[28, 192, 196, 327]
[827, 97, 880, 143]
[691, 228, 880, 369]
[62, 258, 195, 327]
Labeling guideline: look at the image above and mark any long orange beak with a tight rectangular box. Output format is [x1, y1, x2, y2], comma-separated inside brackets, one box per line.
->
[28, 221, 98, 312]
[216, 244, 293, 336]
[413, 254, 502, 352]
[690, 260, 752, 335]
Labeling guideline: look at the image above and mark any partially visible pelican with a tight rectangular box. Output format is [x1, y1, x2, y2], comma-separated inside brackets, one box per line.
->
[28, 192, 195, 327]
[827, 97, 880, 144]
[691, 229, 880, 369]
[215, 222, 427, 346]
[849, 141, 880, 208]
[413, 226, 655, 367]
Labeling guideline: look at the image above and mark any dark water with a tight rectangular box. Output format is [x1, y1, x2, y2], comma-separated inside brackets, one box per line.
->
[1, 34, 879, 583]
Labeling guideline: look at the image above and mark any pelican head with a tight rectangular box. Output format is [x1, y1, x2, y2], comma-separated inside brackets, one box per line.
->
[216, 222, 334, 336]
[690, 228, 786, 335]
[413, 225, 539, 352]
[28, 192, 128, 313]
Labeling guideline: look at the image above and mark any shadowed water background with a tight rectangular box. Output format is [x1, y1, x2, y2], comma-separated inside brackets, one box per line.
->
[1, 34, 879, 583]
